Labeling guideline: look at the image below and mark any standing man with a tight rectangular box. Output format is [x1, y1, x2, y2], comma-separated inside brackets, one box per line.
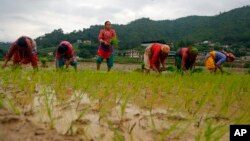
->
[144, 43, 170, 75]
[2, 36, 38, 69]
[55, 41, 77, 70]
[204, 51, 235, 73]
[175, 47, 198, 71]
[96, 21, 117, 71]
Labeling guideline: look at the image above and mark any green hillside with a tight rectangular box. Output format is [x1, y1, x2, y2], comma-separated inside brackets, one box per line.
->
[1, 6, 249, 58]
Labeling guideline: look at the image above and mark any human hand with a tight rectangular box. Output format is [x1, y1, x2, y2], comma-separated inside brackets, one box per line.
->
[104, 41, 110, 46]
[65, 60, 69, 68]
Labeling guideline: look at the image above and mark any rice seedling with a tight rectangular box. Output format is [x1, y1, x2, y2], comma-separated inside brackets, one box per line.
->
[41, 86, 55, 129]
[0, 95, 4, 108]
[0, 66, 249, 140]
[159, 123, 179, 141]
[110, 37, 119, 47]
[112, 129, 125, 141]
[5, 96, 21, 115]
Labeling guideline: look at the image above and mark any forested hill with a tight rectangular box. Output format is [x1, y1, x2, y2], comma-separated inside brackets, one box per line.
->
[33, 6, 250, 50]
[1, 5, 249, 55]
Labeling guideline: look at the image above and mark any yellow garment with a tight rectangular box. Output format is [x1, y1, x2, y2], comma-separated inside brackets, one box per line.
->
[205, 51, 216, 70]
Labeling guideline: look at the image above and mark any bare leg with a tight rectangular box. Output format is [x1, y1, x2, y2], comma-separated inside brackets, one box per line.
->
[144, 68, 150, 74]
[108, 67, 111, 72]
[97, 63, 101, 70]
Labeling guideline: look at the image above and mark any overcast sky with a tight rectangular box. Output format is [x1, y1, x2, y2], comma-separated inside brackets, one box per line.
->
[0, 0, 249, 42]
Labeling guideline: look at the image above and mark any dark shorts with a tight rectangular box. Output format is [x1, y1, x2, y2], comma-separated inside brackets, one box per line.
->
[56, 56, 77, 68]
[96, 54, 114, 68]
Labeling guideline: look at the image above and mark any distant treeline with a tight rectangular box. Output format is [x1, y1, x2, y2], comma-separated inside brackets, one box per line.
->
[1, 6, 250, 59]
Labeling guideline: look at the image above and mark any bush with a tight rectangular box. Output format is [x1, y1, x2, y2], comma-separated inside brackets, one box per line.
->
[244, 62, 250, 68]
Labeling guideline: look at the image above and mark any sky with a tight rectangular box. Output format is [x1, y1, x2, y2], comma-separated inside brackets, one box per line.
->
[0, 0, 249, 42]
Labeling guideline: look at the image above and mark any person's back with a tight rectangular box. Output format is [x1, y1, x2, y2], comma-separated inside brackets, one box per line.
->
[55, 41, 77, 70]
[150, 43, 168, 68]
[204, 50, 234, 72]
[214, 51, 226, 65]
[176, 47, 198, 70]
[144, 43, 170, 74]
[56, 41, 74, 59]
[2, 36, 38, 69]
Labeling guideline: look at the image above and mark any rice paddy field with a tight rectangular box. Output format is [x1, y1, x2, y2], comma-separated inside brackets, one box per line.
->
[0, 62, 249, 141]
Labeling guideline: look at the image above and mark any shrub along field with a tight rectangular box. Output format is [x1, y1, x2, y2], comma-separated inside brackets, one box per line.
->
[0, 67, 249, 141]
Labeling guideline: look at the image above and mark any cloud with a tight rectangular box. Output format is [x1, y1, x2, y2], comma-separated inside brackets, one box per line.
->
[0, 0, 249, 41]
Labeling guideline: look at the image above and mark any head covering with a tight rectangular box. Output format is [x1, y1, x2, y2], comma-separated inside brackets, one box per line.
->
[189, 47, 198, 55]
[161, 45, 170, 53]
[227, 53, 235, 62]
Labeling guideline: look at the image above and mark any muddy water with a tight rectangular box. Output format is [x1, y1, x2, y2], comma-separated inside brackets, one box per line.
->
[22, 86, 193, 141]
[0, 84, 197, 141]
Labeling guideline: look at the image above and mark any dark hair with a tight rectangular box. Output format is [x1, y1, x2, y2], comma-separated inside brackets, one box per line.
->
[105, 21, 111, 25]
[17, 37, 28, 48]
[57, 44, 68, 54]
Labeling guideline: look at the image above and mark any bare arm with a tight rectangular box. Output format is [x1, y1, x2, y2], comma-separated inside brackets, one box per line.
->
[181, 53, 188, 71]
[2, 44, 16, 68]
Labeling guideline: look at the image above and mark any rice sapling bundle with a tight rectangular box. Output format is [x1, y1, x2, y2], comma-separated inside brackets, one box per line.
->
[110, 37, 119, 47]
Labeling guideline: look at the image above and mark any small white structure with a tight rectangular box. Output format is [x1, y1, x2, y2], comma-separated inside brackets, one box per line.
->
[77, 40, 82, 44]
[83, 40, 91, 44]
[125, 50, 140, 58]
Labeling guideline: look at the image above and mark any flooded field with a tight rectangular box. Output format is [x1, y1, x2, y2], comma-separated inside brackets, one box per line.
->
[0, 65, 249, 141]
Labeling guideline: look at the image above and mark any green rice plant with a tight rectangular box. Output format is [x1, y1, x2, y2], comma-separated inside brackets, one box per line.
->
[165, 65, 176, 72]
[6, 97, 21, 115]
[74, 92, 86, 110]
[76, 107, 89, 121]
[41, 87, 55, 129]
[120, 94, 130, 120]
[110, 37, 119, 47]
[204, 122, 225, 141]
[0, 67, 249, 140]
[40, 57, 48, 67]
[191, 68, 203, 73]
[112, 129, 125, 141]
[160, 123, 179, 141]
[65, 121, 74, 135]
[128, 122, 136, 141]
[0, 95, 4, 108]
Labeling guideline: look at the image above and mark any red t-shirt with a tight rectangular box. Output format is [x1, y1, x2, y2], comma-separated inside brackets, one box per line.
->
[150, 43, 167, 69]
[56, 41, 74, 59]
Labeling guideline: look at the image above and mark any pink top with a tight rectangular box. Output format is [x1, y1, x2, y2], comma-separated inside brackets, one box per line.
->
[56, 41, 74, 59]
[98, 29, 116, 44]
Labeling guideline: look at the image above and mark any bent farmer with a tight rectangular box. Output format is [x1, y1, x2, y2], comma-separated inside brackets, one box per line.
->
[2, 36, 38, 69]
[55, 41, 77, 70]
[175, 47, 198, 71]
[144, 43, 170, 75]
[204, 51, 235, 73]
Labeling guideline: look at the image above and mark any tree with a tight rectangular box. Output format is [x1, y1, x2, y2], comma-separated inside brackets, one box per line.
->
[78, 43, 97, 58]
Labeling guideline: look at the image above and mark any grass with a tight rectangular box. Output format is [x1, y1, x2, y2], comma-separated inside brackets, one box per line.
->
[0, 68, 249, 140]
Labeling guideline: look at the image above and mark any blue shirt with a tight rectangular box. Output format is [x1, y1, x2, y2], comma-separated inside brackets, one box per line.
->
[215, 51, 226, 65]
